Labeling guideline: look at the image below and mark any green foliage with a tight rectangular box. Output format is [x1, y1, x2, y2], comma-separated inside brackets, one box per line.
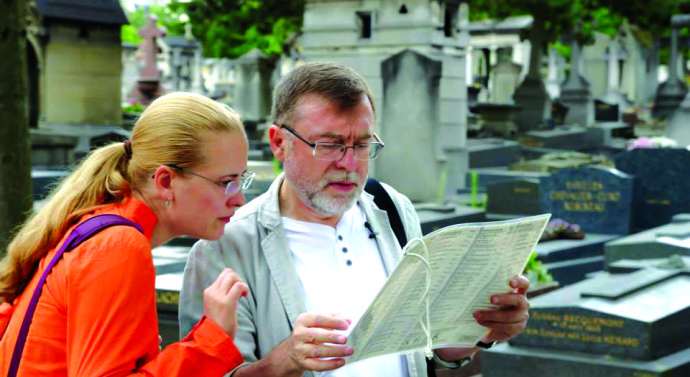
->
[122, 102, 144, 114]
[121, 2, 189, 45]
[469, 0, 686, 46]
[523, 252, 553, 283]
[179, 0, 305, 60]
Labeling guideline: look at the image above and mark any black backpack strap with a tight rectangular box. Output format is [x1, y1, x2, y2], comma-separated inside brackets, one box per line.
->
[364, 178, 407, 247]
[364, 178, 437, 377]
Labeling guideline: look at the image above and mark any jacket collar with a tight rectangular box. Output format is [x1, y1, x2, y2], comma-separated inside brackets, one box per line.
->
[254, 174, 404, 328]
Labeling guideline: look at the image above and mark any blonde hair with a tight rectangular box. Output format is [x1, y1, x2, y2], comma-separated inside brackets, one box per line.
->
[0, 92, 244, 303]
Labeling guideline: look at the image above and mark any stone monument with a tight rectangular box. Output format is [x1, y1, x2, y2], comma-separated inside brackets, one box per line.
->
[654, 15, 689, 119]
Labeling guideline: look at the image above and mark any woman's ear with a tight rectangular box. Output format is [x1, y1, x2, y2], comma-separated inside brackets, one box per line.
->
[153, 165, 175, 202]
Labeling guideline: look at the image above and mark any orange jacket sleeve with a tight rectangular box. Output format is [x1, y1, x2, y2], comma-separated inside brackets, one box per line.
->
[63, 226, 242, 377]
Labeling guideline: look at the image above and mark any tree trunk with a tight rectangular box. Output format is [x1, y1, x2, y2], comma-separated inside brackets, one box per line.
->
[0, 0, 33, 255]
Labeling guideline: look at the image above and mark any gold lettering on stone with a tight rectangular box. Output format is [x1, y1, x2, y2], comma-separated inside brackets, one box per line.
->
[156, 290, 179, 305]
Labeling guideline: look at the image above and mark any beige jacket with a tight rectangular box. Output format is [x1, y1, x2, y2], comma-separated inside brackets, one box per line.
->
[179, 174, 432, 377]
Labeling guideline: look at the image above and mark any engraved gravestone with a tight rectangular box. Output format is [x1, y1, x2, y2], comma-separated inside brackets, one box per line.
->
[614, 148, 690, 231]
[486, 179, 541, 216]
[483, 269, 690, 377]
[540, 166, 634, 235]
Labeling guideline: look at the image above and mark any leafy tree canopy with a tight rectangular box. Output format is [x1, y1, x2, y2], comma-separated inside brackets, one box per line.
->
[469, 0, 687, 45]
[173, 0, 305, 60]
[120, 2, 189, 45]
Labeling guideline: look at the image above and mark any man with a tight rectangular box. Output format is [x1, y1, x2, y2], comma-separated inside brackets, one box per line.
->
[179, 62, 530, 377]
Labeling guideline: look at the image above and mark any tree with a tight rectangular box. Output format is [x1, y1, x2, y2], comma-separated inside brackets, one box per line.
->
[174, 0, 306, 61]
[0, 0, 33, 255]
[121, 3, 190, 45]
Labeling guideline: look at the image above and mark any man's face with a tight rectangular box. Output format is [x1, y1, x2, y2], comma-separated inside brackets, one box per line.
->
[282, 93, 375, 216]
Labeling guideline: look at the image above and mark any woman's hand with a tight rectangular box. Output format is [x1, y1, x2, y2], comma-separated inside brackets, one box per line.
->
[203, 268, 249, 339]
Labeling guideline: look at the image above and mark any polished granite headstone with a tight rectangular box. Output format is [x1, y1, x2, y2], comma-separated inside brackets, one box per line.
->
[604, 220, 690, 268]
[614, 148, 690, 231]
[415, 205, 485, 235]
[486, 178, 541, 216]
[483, 269, 690, 377]
[540, 166, 634, 235]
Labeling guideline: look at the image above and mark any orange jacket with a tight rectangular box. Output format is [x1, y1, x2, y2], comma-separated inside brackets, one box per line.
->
[0, 197, 243, 376]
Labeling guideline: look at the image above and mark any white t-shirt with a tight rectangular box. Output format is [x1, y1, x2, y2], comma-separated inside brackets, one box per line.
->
[282, 203, 409, 377]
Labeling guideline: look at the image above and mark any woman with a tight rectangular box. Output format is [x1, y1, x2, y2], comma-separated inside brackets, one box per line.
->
[0, 92, 250, 376]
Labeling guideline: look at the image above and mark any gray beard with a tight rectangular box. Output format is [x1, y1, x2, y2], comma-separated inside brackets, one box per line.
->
[283, 161, 363, 216]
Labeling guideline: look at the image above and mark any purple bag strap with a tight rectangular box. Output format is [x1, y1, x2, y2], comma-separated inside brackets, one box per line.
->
[8, 214, 143, 377]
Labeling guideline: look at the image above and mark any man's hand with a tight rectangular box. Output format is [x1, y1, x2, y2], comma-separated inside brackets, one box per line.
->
[236, 312, 353, 377]
[473, 275, 530, 342]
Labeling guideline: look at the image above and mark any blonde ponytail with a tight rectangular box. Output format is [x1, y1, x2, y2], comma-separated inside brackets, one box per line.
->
[0, 92, 244, 303]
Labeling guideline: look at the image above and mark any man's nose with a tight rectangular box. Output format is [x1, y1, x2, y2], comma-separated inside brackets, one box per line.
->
[335, 147, 359, 171]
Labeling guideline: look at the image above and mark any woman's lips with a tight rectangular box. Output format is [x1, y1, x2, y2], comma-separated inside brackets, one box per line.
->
[220, 216, 232, 223]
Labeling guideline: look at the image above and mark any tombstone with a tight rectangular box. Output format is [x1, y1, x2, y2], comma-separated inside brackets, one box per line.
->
[470, 103, 521, 137]
[561, 39, 594, 126]
[415, 205, 486, 235]
[614, 148, 690, 231]
[131, 15, 166, 105]
[510, 18, 552, 133]
[604, 220, 690, 269]
[594, 99, 619, 122]
[654, 15, 690, 119]
[379, 49, 443, 202]
[233, 48, 275, 139]
[483, 268, 690, 377]
[546, 47, 562, 99]
[600, 38, 630, 114]
[491, 61, 522, 104]
[158, 27, 202, 93]
[582, 33, 610, 100]
[486, 179, 541, 216]
[467, 138, 521, 168]
[32, 0, 128, 126]
[540, 166, 634, 235]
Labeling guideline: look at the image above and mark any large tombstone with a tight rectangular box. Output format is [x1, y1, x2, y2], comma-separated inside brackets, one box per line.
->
[379, 50, 442, 202]
[301, 0, 469, 200]
[654, 15, 690, 119]
[540, 166, 634, 235]
[561, 39, 594, 126]
[233, 48, 275, 139]
[35, 0, 128, 126]
[600, 38, 630, 114]
[582, 33, 610, 100]
[666, 15, 690, 145]
[491, 61, 522, 104]
[615, 148, 690, 231]
[483, 268, 690, 377]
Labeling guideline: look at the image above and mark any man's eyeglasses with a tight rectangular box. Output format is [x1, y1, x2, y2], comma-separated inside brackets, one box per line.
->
[167, 164, 255, 196]
[279, 125, 384, 161]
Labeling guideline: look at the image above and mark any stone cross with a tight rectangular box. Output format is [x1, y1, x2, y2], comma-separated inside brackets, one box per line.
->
[138, 15, 165, 79]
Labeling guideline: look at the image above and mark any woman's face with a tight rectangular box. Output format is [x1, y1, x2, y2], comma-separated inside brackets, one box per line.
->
[171, 131, 248, 240]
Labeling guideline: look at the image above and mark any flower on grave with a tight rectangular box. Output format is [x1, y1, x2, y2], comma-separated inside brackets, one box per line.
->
[627, 137, 678, 150]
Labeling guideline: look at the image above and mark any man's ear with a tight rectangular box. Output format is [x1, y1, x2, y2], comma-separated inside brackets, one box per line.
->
[269, 124, 287, 163]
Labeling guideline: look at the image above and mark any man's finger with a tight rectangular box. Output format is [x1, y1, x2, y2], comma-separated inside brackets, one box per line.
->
[510, 275, 530, 295]
[473, 309, 529, 324]
[298, 313, 351, 330]
[302, 343, 354, 359]
[294, 327, 348, 345]
[301, 357, 347, 372]
[490, 292, 530, 309]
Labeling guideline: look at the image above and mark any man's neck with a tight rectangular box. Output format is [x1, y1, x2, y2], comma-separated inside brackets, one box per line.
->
[278, 179, 343, 228]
